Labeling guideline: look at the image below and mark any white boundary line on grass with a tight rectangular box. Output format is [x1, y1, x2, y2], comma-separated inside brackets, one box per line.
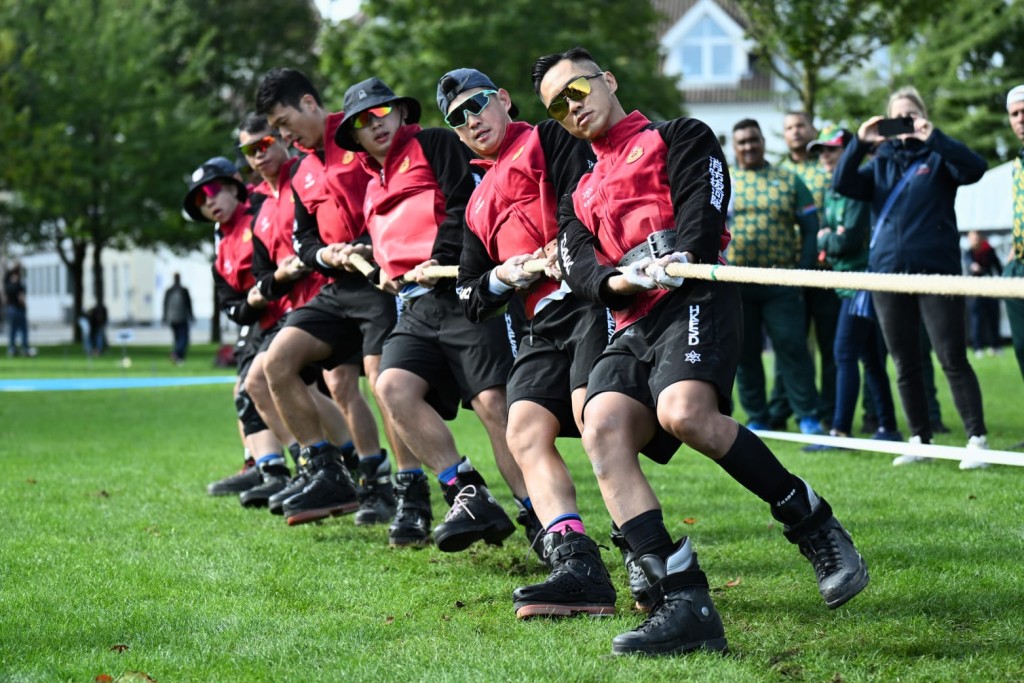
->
[754, 429, 1024, 467]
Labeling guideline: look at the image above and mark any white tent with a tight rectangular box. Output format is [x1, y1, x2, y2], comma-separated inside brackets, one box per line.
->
[955, 160, 1015, 232]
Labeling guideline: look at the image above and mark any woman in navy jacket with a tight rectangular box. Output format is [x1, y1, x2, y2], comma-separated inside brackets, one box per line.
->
[833, 86, 990, 469]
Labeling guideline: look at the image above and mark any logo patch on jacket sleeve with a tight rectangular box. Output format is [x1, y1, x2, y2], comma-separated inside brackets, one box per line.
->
[243, 228, 253, 242]
[342, 151, 355, 165]
[626, 146, 644, 163]
[398, 156, 411, 173]
[512, 145, 525, 162]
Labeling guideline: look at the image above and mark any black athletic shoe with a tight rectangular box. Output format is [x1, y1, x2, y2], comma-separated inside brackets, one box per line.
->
[354, 454, 397, 526]
[389, 471, 433, 548]
[515, 499, 547, 566]
[773, 481, 869, 609]
[207, 457, 259, 496]
[339, 442, 359, 475]
[239, 461, 291, 508]
[610, 524, 653, 612]
[434, 466, 515, 552]
[611, 539, 727, 656]
[513, 531, 617, 618]
[282, 444, 359, 526]
[270, 445, 316, 515]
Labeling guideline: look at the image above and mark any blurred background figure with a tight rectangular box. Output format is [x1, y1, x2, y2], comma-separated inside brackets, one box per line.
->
[163, 272, 195, 365]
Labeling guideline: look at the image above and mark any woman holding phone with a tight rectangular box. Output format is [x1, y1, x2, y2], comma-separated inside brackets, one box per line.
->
[833, 86, 991, 469]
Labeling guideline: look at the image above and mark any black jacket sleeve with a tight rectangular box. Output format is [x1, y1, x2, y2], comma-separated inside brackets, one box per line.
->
[556, 190, 633, 311]
[456, 224, 513, 323]
[212, 266, 262, 326]
[251, 234, 293, 300]
[419, 128, 475, 269]
[656, 118, 731, 265]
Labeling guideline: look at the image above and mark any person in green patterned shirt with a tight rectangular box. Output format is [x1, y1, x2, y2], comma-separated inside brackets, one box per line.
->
[772, 111, 839, 430]
[728, 118, 824, 435]
[1005, 84, 1024, 383]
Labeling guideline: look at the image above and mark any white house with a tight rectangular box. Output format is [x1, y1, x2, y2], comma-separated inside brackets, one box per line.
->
[655, 0, 798, 164]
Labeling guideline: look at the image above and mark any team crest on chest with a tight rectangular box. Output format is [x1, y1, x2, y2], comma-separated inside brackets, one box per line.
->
[243, 228, 253, 242]
[398, 156, 411, 173]
[511, 145, 525, 162]
[342, 151, 355, 165]
[626, 146, 644, 163]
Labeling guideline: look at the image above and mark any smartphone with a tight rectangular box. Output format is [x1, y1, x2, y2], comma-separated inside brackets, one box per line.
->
[877, 117, 915, 137]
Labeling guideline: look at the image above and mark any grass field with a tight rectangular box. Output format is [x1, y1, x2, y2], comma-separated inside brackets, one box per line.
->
[1, 344, 1023, 682]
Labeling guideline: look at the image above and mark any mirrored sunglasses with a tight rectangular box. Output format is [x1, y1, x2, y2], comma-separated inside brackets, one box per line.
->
[352, 106, 394, 129]
[445, 90, 498, 128]
[238, 134, 278, 157]
[546, 73, 603, 121]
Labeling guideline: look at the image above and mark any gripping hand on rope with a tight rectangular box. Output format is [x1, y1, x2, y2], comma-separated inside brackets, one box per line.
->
[648, 252, 691, 289]
[614, 256, 656, 293]
[496, 253, 542, 289]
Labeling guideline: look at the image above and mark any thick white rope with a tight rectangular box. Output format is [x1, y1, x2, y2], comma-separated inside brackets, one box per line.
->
[415, 260, 1024, 298]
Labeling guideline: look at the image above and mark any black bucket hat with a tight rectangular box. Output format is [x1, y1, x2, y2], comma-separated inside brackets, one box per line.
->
[183, 157, 247, 223]
[335, 77, 422, 151]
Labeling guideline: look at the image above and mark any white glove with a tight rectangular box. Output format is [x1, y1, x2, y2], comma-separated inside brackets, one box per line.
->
[618, 257, 656, 290]
[648, 253, 688, 289]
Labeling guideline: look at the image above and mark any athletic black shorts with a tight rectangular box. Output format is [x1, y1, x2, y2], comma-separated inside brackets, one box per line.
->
[507, 296, 611, 437]
[585, 280, 741, 463]
[284, 280, 397, 369]
[380, 287, 515, 420]
[235, 323, 264, 380]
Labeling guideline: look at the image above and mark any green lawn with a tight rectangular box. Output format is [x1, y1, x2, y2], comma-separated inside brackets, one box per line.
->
[1, 347, 1022, 682]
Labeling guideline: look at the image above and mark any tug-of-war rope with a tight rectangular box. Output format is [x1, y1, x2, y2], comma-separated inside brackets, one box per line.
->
[348, 253, 1024, 466]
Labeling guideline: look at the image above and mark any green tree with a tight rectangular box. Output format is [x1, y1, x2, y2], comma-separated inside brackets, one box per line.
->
[734, 0, 954, 121]
[318, 0, 683, 124]
[0, 0, 320, 339]
[821, 0, 1024, 166]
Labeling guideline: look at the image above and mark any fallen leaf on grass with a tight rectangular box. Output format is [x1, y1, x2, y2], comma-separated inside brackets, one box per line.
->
[384, 615, 394, 624]
[725, 578, 742, 588]
[441, 615, 450, 622]
[96, 490, 110, 498]
[110, 644, 129, 653]
[454, 601, 465, 609]
[144, 525, 160, 536]
[96, 675, 113, 682]
[968, 494, 977, 500]
[26, 479, 36, 485]
[682, 518, 697, 525]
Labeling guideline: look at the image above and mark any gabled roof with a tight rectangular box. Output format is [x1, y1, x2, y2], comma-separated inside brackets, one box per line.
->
[652, 0, 748, 37]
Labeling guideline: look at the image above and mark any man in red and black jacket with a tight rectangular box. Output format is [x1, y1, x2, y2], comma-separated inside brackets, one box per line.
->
[183, 156, 287, 501]
[333, 77, 528, 553]
[255, 68, 405, 530]
[437, 67, 621, 614]
[534, 47, 869, 656]
[232, 112, 359, 511]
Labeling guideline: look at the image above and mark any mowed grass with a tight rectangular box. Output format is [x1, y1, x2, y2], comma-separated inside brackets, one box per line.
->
[1, 346, 1023, 682]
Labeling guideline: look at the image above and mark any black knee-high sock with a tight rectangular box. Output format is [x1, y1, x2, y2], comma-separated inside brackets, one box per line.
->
[716, 425, 803, 507]
[619, 509, 676, 559]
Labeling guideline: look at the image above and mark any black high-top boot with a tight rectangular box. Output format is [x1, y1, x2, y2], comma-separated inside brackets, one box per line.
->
[512, 531, 617, 618]
[354, 454, 397, 526]
[239, 458, 291, 508]
[610, 524, 652, 612]
[433, 463, 514, 552]
[281, 443, 359, 526]
[611, 538, 728, 656]
[389, 471, 433, 548]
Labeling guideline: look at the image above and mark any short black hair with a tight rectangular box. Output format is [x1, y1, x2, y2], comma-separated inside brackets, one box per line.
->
[531, 46, 599, 95]
[238, 112, 270, 136]
[255, 68, 322, 115]
[732, 118, 762, 134]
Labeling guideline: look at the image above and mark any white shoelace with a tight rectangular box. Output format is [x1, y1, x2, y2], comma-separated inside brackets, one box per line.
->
[444, 484, 478, 522]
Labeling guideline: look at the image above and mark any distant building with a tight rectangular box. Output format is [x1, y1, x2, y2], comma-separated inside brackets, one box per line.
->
[654, 0, 797, 163]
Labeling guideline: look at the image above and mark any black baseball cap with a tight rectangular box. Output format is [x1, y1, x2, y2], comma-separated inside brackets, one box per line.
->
[436, 68, 518, 119]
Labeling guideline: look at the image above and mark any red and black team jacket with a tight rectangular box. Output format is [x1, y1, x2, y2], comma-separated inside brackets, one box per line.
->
[360, 124, 475, 285]
[557, 111, 732, 331]
[456, 120, 595, 322]
[291, 112, 372, 285]
[250, 156, 328, 318]
[212, 200, 274, 328]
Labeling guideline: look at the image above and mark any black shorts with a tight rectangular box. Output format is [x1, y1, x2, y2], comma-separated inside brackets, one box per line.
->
[284, 280, 397, 370]
[585, 280, 741, 464]
[380, 288, 515, 420]
[235, 324, 264, 380]
[507, 296, 611, 437]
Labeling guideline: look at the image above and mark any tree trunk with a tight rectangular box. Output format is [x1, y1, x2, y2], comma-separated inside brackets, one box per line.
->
[210, 286, 221, 344]
[69, 241, 87, 343]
